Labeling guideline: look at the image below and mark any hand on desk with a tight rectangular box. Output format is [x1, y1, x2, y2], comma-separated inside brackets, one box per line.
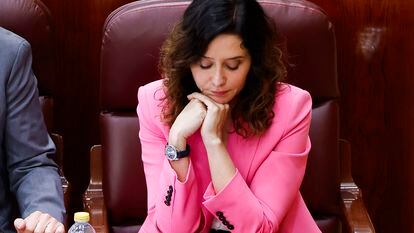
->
[14, 211, 65, 233]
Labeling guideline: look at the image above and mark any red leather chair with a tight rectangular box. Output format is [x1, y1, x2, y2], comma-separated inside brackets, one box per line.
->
[0, 0, 68, 217]
[84, 0, 375, 232]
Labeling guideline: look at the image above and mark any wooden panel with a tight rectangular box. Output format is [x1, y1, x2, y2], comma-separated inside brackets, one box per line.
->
[40, 0, 135, 224]
[309, 0, 414, 232]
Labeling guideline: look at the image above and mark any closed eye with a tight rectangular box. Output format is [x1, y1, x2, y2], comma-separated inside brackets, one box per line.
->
[226, 64, 239, 70]
[200, 63, 213, 69]
[226, 61, 241, 70]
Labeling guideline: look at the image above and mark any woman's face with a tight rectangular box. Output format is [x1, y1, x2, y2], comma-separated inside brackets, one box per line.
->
[190, 33, 252, 104]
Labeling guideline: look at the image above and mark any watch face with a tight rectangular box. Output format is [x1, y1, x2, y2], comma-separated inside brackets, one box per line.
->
[165, 145, 177, 160]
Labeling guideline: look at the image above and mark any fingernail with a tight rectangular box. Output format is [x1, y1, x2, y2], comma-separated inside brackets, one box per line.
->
[15, 219, 23, 229]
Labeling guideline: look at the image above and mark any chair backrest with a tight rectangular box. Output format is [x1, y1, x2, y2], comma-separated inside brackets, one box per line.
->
[0, 0, 56, 131]
[100, 0, 340, 232]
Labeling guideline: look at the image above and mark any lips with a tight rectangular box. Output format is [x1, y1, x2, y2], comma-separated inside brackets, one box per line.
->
[210, 90, 228, 97]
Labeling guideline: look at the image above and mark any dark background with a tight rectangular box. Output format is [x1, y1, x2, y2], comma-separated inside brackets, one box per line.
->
[39, 0, 414, 232]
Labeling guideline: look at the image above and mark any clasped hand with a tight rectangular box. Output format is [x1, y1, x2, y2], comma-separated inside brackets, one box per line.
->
[170, 92, 229, 145]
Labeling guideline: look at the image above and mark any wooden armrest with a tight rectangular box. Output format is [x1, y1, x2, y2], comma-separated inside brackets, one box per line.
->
[83, 145, 109, 233]
[339, 139, 376, 233]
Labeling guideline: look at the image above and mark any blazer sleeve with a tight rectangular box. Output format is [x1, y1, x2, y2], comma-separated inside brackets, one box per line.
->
[202, 89, 312, 232]
[137, 84, 202, 233]
[5, 40, 65, 222]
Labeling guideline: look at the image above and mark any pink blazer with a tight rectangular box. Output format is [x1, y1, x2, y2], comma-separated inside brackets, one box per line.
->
[137, 80, 321, 233]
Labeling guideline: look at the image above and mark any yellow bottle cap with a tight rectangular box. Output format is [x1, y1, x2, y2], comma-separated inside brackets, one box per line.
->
[74, 212, 90, 222]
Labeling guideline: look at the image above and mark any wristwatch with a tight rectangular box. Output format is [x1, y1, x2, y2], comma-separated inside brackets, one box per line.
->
[165, 144, 190, 161]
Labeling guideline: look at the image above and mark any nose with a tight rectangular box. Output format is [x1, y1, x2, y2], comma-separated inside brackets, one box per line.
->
[212, 67, 226, 87]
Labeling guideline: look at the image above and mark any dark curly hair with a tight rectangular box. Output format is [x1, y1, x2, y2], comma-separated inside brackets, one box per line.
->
[159, 0, 286, 137]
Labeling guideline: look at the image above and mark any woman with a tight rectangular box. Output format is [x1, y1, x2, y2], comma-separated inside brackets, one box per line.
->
[137, 0, 321, 232]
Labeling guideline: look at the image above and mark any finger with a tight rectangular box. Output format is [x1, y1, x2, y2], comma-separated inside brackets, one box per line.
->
[187, 98, 207, 114]
[188, 92, 218, 110]
[14, 218, 25, 233]
[188, 98, 203, 106]
[182, 98, 206, 117]
[44, 219, 60, 233]
[55, 223, 65, 233]
[44, 220, 56, 233]
[187, 92, 213, 103]
[33, 212, 52, 233]
[224, 103, 230, 112]
[23, 211, 42, 232]
[187, 92, 202, 100]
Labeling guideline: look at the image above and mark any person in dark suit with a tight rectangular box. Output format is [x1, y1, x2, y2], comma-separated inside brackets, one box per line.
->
[0, 27, 65, 233]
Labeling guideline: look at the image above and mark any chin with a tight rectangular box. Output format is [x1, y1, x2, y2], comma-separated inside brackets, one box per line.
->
[207, 96, 228, 104]
[215, 100, 230, 104]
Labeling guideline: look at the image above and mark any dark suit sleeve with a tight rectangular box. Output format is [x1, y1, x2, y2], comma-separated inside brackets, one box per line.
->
[4, 40, 65, 222]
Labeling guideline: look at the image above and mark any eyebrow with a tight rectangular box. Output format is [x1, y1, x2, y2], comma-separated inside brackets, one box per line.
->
[202, 55, 245, 60]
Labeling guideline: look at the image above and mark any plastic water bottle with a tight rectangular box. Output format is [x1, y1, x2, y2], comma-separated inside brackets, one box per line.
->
[68, 212, 96, 233]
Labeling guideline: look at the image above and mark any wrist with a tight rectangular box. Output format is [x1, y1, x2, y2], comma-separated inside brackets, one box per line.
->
[170, 158, 190, 182]
[204, 138, 226, 154]
[168, 130, 186, 150]
[202, 134, 224, 146]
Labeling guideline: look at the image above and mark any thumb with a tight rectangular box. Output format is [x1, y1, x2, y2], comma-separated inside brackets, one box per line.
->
[14, 218, 26, 232]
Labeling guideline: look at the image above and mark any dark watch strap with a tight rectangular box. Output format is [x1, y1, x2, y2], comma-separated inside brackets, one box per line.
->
[176, 144, 190, 158]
